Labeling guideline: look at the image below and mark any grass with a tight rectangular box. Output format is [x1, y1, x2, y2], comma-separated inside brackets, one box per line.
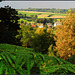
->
[51, 13, 67, 16]
[18, 11, 67, 18]
[18, 11, 40, 16]
[0, 44, 33, 51]
[41, 13, 67, 16]
[0, 44, 75, 74]
[18, 11, 66, 16]
[0, 44, 33, 74]
[18, 19, 35, 23]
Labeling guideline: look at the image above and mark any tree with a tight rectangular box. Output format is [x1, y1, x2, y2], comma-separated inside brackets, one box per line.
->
[25, 14, 26, 18]
[35, 15, 37, 18]
[21, 20, 24, 23]
[48, 44, 54, 56]
[31, 28, 55, 54]
[0, 0, 2, 2]
[16, 25, 33, 48]
[0, 5, 20, 44]
[16, 25, 55, 54]
[55, 10, 75, 60]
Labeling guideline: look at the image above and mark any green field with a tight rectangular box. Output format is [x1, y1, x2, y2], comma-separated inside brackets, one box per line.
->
[41, 13, 67, 16]
[18, 11, 67, 19]
[18, 11, 40, 16]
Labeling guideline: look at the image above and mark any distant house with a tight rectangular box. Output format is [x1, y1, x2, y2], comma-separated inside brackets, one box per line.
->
[54, 22, 61, 27]
[36, 23, 44, 28]
[31, 25, 36, 28]
[20, 23, 24, 27]
[26, 23, 29, 25]
[21, 23, 24, 25]
[39, 24, 44, 28]
[47, 23, 53, 28]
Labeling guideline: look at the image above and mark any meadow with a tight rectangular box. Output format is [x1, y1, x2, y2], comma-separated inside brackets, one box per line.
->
[18, 11, 40, 16]
[18, 11, 67, 19]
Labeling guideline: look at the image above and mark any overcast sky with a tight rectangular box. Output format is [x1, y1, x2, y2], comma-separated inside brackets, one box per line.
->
[0, 1, 75, 9]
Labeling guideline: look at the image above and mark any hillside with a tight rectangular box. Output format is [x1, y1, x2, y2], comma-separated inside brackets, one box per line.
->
[0, 44, 75, 74]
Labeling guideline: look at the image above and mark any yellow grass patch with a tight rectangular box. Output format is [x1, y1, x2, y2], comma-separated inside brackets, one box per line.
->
[49, 15, 66, 18]
[19, 11, 52, 13]
[38, 14, 49, 18]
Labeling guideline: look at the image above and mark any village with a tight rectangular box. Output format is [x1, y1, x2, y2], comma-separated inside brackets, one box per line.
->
[20, 21, 61, 28]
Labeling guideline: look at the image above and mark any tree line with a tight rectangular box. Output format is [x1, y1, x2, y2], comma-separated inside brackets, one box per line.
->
[17, 8, 69, 14]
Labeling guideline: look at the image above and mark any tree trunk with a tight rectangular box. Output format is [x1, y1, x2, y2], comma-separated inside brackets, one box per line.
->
[26, 42, 27, 48]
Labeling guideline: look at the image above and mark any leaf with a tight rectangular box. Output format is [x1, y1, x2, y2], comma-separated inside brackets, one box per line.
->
[5, 53, 13, 66]
[0, 61, 4, 74]
[0, 56, 3, 60]
[30, 61, 35, 70]
[1, 54, 9, 64]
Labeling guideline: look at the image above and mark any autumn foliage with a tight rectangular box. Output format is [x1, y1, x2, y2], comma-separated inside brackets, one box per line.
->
[55, 11, 75, 60]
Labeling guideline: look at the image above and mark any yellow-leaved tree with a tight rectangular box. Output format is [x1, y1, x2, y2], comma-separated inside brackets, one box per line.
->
[55, 10, 75, 60]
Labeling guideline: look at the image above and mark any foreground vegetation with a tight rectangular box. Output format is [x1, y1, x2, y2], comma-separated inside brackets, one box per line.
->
[0, 44, 75, 74]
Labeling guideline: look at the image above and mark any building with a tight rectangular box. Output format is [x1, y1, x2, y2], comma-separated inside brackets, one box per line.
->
[54, 22, 61, 27]
[31, 25, 36, 28]
[21, 23, 24, 25]
[47, 23, 53, 28]
[39, 23, 44, 28]
[39, 25, 44, 28]
[36, 23, 44, 28]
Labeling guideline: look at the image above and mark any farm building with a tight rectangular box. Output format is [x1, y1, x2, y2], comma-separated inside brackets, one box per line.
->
[39, 23, 44, 28]
[31, 25, 36, 28]
[47, 23, 53, 28]
[54, 22, 61, 27]
[39, 25, 44, 28]
[37, 23, 44, 28]
[21, 23, 24, 25]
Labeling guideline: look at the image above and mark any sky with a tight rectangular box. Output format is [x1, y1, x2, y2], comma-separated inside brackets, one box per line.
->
[0, 1, 75, 9]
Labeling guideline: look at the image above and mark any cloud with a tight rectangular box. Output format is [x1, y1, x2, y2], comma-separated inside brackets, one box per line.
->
[0, 1, 75, 9]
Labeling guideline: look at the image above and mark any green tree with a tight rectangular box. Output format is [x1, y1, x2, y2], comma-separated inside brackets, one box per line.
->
[0, 5, 20, 44]
[31, 28, 55, 54]
[16, 25, 33, 48]
[21, 20, 24, 23]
